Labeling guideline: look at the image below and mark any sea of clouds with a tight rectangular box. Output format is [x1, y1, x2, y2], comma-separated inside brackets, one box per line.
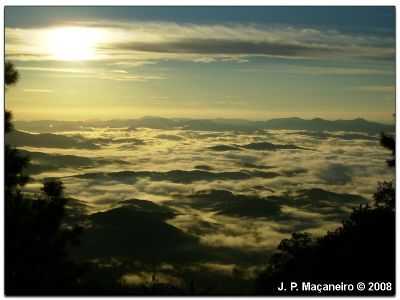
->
[15, 125, 393, 292]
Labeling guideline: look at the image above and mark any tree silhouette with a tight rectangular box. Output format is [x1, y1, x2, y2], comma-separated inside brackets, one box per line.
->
[5, 61, 19, 133]
[255, 133, 395, 295]
[5, 61, 28, 203]
[380, 133, 395, 167]
[374, 181, 395, 210]
[5, 61, 19, 86]
[5, 61, 83, 295]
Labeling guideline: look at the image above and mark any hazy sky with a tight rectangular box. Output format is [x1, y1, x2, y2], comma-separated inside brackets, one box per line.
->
[5, 6, 395, 122]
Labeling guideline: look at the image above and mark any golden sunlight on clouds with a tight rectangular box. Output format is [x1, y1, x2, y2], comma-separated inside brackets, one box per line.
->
[45, 27, 104, 61]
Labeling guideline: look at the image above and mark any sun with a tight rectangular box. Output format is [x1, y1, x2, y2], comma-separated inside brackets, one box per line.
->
[46, 27, 103, 61]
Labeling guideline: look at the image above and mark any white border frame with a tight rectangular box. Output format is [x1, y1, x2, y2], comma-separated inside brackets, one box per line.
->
[1, 2, 398, 300]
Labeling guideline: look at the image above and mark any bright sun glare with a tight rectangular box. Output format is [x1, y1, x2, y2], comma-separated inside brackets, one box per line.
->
[46, 27, 103, 61]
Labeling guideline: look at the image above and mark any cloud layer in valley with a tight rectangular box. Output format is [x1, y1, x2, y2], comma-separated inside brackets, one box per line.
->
[15, 119, 394, 290]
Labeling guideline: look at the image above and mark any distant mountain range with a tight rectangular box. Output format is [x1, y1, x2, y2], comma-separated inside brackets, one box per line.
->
[14, 116, 394, 134]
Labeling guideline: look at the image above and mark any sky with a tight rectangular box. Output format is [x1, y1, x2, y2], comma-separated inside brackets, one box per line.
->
[5, 6, 396, 122]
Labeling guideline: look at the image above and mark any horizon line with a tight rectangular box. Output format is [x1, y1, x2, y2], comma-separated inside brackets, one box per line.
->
[12, 115, 395, 125]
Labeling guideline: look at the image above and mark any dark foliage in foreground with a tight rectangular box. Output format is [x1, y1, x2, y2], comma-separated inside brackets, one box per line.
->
[255, 134, 395, 295]
[5, 61, 19, 87]
[381, 132, 395, 167]
[5, 62, 84, 295]
[5, 61, 18, 133]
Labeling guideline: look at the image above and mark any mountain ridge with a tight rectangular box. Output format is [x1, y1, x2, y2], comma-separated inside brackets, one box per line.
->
[13, 116, 394, 134]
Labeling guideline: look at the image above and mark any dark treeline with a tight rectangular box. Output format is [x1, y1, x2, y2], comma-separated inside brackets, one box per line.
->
[4, 61, 396, 295]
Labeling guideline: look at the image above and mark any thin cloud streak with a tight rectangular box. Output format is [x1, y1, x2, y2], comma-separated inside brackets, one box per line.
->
[17, 66, 166, 82]
[239, 65, 394, 76]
